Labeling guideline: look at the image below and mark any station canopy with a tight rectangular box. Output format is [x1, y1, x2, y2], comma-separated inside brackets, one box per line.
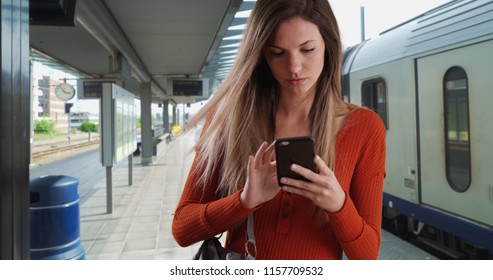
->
[30, 0, 257, 105]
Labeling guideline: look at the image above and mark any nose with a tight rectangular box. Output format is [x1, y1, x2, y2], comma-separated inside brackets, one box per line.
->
[287, 53, 302, 76]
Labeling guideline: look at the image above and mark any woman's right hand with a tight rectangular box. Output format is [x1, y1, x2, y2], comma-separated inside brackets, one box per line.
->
[240, 141, 280, 208]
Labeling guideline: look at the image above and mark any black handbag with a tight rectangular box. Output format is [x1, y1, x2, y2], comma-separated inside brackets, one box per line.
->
[193, 236, 245, 260]
[193, 214, 256, 260]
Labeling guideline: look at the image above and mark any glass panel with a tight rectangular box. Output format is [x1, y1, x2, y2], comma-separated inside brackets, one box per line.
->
[458, 100, 468, 142]
[446, 100, 458, 141]
[361, 78, 388, 129]
[443, 67, 471, 192]
[376, 82, 387, 128]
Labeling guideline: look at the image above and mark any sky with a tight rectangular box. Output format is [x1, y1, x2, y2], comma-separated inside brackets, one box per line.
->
[329, 0, 453, 47]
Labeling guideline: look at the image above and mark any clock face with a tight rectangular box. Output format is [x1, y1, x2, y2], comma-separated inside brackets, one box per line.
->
[55, 83, 75, 101]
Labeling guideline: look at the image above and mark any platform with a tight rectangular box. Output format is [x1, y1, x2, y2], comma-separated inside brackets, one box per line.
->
[30, 127, 437, 260]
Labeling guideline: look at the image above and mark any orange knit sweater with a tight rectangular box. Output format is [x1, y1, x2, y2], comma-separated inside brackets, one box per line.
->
[172, 108, 386, 259]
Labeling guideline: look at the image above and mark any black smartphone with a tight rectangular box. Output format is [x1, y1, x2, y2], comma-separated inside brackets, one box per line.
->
[274, 136, 316, 187]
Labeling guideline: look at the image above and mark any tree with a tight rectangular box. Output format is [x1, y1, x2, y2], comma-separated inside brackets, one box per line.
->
[79, 121, 98, 133]
[34, 119, 56, 134]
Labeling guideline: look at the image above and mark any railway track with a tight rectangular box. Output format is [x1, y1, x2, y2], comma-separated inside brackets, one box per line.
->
[31, 137, 100, 166]
[32, 140, 100, 159]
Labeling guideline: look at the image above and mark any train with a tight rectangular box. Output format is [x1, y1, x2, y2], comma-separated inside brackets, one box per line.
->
[341, 0, 493, 259]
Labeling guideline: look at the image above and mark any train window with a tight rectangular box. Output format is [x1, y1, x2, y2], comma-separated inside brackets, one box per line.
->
[443, 66, 471, 192]
[361, 78, 388, 129]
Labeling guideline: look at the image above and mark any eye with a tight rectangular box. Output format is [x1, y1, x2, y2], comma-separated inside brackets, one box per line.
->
[270, 50, 284, 57]
[302, 48, 315, 53]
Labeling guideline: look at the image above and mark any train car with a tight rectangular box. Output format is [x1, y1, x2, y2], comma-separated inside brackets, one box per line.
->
[342, 0, 493, 259]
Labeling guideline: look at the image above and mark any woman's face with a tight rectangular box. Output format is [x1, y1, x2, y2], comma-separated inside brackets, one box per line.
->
[264, 16, 326, 97]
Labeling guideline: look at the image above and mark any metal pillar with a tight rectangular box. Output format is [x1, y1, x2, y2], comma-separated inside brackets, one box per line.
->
[360, 6, 366, 42]
[0, 0, 31, 259]
[163, 100, 169, 133]
[140, 82, 153, 165]
[172, 105, 178, 127]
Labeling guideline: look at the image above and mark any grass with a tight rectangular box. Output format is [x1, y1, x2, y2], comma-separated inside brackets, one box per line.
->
[33, 132, 66, 141]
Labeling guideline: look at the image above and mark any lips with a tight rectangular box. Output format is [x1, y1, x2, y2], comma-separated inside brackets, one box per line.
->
[287, 78, 306, 86]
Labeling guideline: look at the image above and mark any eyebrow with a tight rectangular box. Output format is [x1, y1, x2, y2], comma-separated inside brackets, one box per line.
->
[266, 40, 316, 49]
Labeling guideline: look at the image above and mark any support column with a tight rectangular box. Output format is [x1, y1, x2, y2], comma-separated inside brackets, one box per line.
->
[172, 105, 178, 127]
[140, 82, 153, 165]
[163, 100, 169, 134]
[0, 0, 30, 259]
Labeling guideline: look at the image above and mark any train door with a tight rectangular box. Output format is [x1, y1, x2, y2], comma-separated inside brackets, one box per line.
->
[416, 39, 493, 228]
[350, 58, 419, 206]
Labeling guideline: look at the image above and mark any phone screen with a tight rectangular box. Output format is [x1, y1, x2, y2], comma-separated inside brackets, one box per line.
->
[274, 136, 316, 187]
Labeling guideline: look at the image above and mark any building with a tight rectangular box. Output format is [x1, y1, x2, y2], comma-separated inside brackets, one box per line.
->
[37, 75, 69, 133]
[70, 112, 99, 130]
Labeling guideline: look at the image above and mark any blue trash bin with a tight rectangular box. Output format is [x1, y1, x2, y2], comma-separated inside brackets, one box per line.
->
[30, 175, 86, 260]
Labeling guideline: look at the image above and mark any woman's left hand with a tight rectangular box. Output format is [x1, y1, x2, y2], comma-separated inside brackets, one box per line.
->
[280, 155, 346, 213]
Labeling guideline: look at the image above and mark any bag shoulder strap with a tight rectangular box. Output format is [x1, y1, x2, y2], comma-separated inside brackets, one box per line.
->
[245, 214, 256, 259]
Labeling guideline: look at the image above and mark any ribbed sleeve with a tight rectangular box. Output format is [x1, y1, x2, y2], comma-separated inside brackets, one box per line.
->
[172, 155, 256, 247]
[329, 109, 386, 259]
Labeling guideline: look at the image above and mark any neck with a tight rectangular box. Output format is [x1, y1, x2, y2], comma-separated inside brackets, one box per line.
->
[277, 90, 314, 119]
[274, 90, 314, 139]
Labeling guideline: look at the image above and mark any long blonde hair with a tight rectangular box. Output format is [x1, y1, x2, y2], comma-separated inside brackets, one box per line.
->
[186, 0, 344, 197]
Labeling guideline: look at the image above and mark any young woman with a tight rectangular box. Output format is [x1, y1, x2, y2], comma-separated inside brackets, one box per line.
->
[172, 0, 386, 260]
